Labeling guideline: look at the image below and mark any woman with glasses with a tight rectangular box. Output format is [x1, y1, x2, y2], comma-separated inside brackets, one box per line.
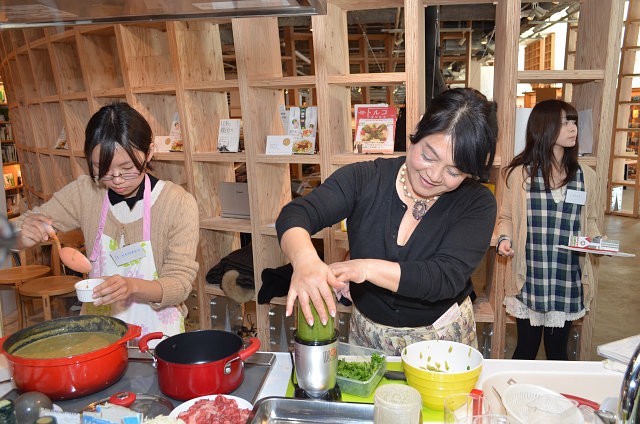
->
[495, 99, 599, 360]
[15, 102, 199, 342]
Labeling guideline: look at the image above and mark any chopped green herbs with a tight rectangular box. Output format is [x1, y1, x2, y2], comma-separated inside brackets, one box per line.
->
[337, 353, 385, 381]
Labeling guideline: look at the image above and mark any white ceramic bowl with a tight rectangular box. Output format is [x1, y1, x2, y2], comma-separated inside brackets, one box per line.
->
[74, 278, 103, 303]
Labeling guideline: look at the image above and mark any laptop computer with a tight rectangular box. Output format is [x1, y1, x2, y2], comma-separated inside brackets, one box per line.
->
[219, 182, 251, 219]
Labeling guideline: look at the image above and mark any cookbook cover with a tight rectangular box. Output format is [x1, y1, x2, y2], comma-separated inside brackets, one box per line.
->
[288, 106, 317, 154]
[353, 106, 397, 154]
[217, 119, 242, 152]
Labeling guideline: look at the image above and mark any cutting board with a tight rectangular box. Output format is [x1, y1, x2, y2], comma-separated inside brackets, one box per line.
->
[286, 361, 444, 422]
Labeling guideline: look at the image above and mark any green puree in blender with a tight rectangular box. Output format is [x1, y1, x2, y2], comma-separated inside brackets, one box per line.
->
[297, 300, 334, 342]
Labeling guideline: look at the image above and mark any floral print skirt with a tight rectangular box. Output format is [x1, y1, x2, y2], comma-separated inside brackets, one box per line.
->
[348, 296, 477, 356]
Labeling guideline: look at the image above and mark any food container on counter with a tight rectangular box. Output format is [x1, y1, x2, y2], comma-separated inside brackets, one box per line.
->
[336, 342, 386, 397]
[0, 315, 141, 400]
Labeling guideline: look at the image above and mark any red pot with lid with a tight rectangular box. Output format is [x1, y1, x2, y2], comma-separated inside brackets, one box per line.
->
[139, 330, 260, 400]
[0, 315, 141, 400]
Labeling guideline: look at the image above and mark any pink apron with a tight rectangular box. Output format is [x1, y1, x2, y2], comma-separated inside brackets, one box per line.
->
[85, 175, 183, 345]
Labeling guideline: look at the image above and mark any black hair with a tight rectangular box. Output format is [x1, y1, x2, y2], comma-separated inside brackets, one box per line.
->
[504, 99, 579, 189]
[409, 88, 498, 180]
[84, 102, 153, 180]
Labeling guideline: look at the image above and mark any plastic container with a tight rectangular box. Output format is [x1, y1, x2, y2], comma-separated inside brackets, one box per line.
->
[336, 342, 386, 397]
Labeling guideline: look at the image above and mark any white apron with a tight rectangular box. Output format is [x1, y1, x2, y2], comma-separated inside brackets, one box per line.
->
[85, 175, 183, 345]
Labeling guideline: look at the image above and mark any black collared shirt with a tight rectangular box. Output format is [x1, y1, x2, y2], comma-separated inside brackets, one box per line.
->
[108, 174, 159, 210]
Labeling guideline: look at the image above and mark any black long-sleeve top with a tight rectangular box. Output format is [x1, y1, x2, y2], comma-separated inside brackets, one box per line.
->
[276, 156, 496, 327]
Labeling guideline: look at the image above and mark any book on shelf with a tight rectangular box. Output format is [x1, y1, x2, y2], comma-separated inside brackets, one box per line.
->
[3, 173, 15, 188]
[217, 119, 242, 153]
[287, 106, 318, 154]
[353, 105, 397, 154]
[155, 112, 183, 152]
[1, 142, 17, 163]
[0, 123, 12, 141]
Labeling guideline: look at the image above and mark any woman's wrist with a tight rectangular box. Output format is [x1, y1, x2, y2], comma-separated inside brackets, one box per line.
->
[496, 234, 510, 254]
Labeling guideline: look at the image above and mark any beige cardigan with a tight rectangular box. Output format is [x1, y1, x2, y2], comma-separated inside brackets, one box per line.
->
[494, 164, 600, 310]
[15, 175, 199, 315]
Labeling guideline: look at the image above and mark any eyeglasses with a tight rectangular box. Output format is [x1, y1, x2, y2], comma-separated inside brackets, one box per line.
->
[94, 160, 147, 182]
[98, 171, 143, 182]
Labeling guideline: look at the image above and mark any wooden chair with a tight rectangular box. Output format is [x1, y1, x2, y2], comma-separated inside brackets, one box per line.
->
[16, 229, 88, 327]
[0, 264, 51, 330]
[18, 275, 82, 326]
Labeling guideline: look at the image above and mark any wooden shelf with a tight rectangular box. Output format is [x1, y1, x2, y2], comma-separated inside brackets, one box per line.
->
[255, 154, 321, 164]
[200, 217, 252, 233]
[192, 152, 246, 163]
[327, 72, 406, 86]
[249, 76, 316, 89]
[517, 69, 605, 83]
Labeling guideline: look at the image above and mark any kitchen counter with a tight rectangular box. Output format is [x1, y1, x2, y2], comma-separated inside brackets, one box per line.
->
[0, 350, 625, 422]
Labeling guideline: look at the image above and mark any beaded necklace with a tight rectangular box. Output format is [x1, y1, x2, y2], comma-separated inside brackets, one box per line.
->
[399, 163, 439, 220]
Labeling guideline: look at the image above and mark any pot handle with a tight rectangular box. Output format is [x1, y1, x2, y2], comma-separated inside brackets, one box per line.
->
[238, 337, 261, 361]
[118, 324, 142, 345]
[138, 332, 164, 354]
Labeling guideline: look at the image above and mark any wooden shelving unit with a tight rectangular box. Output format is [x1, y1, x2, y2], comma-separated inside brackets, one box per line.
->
[609, 0, 640, 217]
[0, 0, 623, 358]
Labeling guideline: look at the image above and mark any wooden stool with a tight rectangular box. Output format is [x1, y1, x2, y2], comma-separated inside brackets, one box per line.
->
[19, 275, 82, 325]
[0, 265, 51, 330]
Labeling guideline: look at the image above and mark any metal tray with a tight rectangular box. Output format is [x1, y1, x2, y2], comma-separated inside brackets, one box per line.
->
[247, 397, 374, 423]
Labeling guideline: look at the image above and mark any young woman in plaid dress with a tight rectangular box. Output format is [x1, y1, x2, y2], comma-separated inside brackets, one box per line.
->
[495, 99, 600, 360]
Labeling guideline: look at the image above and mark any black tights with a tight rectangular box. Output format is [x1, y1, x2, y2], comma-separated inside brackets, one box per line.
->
[512, 318, 573, 360]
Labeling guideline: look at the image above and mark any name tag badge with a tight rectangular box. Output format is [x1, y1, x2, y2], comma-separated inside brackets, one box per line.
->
[110, 243, 146, 266]
[566, 189, 587, 205]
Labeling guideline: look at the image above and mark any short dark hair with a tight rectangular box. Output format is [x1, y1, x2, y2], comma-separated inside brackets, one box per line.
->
[84, 102, 153, 180]
[409, 88, 497, 180]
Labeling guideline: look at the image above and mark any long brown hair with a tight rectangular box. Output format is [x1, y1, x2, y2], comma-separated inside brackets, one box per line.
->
[504, 99, 579, 189]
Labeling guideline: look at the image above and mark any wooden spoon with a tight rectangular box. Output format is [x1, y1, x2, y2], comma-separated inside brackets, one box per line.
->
[50, 232, 92, 274]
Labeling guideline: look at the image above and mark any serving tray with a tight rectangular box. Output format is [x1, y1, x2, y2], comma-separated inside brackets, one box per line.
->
[247, 397, 374, 423]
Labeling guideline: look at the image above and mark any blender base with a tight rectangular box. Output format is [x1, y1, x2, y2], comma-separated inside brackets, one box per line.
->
[294, 384, 342, 401]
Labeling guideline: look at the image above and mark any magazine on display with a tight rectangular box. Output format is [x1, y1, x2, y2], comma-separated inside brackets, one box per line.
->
[353, 105, 397, 154]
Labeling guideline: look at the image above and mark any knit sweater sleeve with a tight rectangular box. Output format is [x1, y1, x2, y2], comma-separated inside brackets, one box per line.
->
[13, 175, 100, 233]
[153, 182, 200, 308]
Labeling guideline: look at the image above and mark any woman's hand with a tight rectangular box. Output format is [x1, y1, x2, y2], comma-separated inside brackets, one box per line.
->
[285, 251, 343, 327]
[93, 274, 138, 305]
[329, 259, 368, 284]
[18, 213, 55, 248]
[497, 238, 514, 257]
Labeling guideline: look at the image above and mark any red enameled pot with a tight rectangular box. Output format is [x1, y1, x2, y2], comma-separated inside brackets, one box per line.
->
[139, 330, 260, 400]
[0, 315, 141, 400]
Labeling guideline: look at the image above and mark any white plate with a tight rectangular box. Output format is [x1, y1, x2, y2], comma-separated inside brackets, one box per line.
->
[557, 245, 635, 257]
[169, 394, 252, 419]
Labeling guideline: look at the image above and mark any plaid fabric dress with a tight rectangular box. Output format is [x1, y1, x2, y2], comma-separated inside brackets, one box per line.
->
[507, 168, 586, 327]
